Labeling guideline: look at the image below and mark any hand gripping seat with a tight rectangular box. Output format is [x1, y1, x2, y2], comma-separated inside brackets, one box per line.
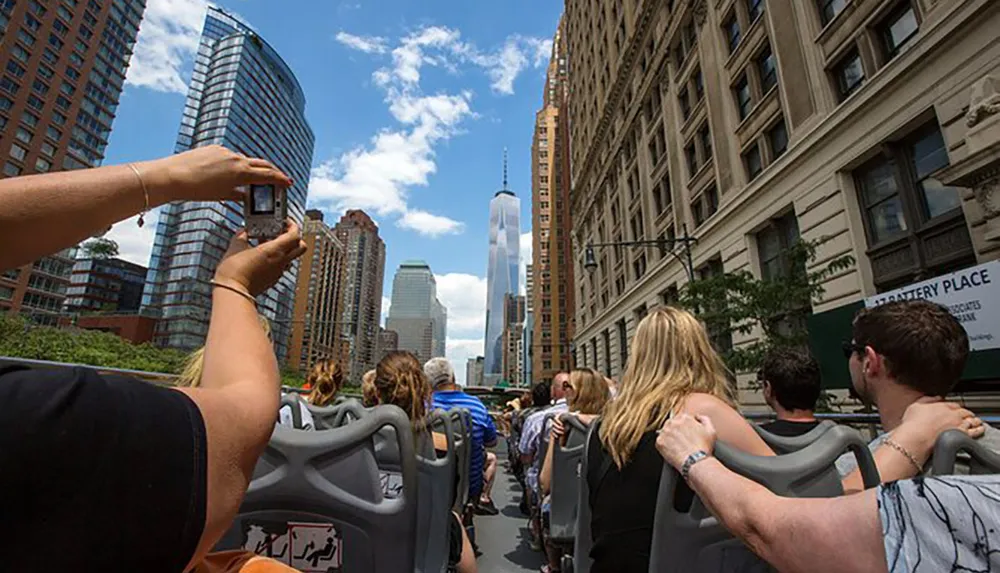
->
[648, 424, 881, 573]
[216, 404, 419, 572]
[931, 429, 1000, 476]
[752, 420, 836, 454]
[549, 415, 591, 545]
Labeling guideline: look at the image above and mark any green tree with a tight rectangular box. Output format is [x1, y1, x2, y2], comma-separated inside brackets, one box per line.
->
[81, 237, 120, 260]
[678, 237, 854, 383]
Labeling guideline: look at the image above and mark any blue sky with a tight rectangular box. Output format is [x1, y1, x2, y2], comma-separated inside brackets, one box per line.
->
[104, 0, 562, 383]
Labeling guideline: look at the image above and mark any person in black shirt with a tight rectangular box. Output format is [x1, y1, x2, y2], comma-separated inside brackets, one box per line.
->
[0, 146, 306, 571]
[758, 347, 823, 438]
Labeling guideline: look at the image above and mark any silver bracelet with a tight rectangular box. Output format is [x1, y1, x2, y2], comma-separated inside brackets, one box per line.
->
[127, 163, 150, 228]
[681, 450, 711, 481]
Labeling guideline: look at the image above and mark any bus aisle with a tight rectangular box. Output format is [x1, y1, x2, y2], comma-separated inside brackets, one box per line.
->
[476, 440, 545, 573]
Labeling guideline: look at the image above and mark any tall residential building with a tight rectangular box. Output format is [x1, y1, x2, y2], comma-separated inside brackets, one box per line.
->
[524, 263, 534, 312]
[335, 209, 386, 382]
[566, 0, 1000, 402]
[483, 154, 521, 385]
[0, 0, 145, 324]
[64, 258, 147, 313]
[531, 20, 575, 384]
[465, 355, 484, 388]
[141, 7, 315, 361]
[288, 210, 347, 373]
[501, 293, 526, 387]
[375, 327, 398, 364]
[522, 312, 534, 386]
[385, 260, 447, 364]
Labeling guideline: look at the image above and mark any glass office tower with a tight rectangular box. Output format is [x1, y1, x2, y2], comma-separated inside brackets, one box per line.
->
[483, 176, 520, 385]
[385, 260, 447, 365]
[142, 7, 315, 361]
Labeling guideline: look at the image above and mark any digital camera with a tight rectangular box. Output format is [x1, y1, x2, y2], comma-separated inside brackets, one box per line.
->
[244, 184, 287, 241]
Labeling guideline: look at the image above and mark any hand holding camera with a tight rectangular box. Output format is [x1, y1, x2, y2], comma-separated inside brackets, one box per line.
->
[215, 221, 307, 297]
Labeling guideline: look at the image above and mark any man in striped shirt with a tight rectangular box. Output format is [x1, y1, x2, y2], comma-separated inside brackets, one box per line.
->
[426, 358, 500, 515]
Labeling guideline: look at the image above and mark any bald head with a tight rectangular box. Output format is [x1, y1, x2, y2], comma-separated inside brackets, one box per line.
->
[552, 372, 570, 401]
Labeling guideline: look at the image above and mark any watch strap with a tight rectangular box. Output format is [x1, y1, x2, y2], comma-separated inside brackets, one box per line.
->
[681, 450, 710, 481]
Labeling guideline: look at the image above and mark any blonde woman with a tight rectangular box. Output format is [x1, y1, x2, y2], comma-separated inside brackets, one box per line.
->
[585, 307, 775, 573]
[305, 359, 344, 407]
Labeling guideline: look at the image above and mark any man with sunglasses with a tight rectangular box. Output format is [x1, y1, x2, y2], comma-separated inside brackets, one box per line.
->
[835, 299, 1000, 478]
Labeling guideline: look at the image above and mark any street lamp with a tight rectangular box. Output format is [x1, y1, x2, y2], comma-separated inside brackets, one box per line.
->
[584, 225, 698, 282]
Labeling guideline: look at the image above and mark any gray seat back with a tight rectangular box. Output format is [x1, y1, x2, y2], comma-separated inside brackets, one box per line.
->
[416, 410, 457, 573]
[549, 415, 591, 544]
[445, 408, 472, 512]
[649, 424, 880, 572]
[217, 404, 419, 572]
[931, 429, 1000, 476]
[571, 422, 598, 573]
[307, 398, 366, 430]
[752, 420, 836, 454]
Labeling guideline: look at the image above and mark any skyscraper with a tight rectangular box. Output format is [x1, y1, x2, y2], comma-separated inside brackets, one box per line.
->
[334, 210, 386, 382]
[0, 0, 146, 324]
[501, 293, 526, 387]
[386, 260, 447, 365]
[483, 153, 520, 385]
[531, 19, 575, 384]
[287, 210, 347, 373]
[142, 7, 315, 361]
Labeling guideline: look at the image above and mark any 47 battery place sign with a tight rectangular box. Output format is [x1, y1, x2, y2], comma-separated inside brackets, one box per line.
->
[865, 261, 1000, 351]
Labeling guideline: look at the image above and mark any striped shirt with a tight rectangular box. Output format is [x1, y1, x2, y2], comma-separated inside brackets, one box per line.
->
[432, 390, 498, 499]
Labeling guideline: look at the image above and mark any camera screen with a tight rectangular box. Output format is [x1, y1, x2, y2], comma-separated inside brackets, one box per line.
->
[250, 185, 275, 215]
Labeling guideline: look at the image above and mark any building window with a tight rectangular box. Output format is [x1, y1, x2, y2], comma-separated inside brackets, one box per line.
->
[834, 49, 865, 101]
[678, 88, 691, 120]
[699, 123, 712, 162]
[746, 0, 765, 23]
[633, 252, 647, 280]
[602, 331, 612, 376]
[617, 319, 628, 372]
[735, 74, 752, 120]
[15, 127, 31, 144]
[706, 185, 719, 217]
[768, 120, 789, 159]
[744, 144, 763, 181]
[757, 44, 778, 93]
[34, 157, 51, 172]
[879, 2, 919, 59]
[3, 162, 21, 176]
[853, 121, 971, 288]
[757, 211, 801, 281]
[724, 13, 741, 54]
[685, 143, 698, 176]
[660, 285, 680, 306]
[698, 258, 733, 352]
[694, 68, 704, 99]
[818, 0, 847, 25]
[9, 143, 26, 161]
[653, 173, 671, 215]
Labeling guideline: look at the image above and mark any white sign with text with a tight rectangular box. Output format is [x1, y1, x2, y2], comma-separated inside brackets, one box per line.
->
[864, 261, 1000, 351]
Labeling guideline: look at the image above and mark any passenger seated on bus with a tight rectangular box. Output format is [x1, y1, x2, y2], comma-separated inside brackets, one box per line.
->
[758, 347, 822, 437]
[837, 300, 1000, 489]
[372, 351, 478, 573]
[305, 359, 344, 407]
[176, 317, 315, 431]
[361, 369, 378, 407]
[586, 307, 777, 573]
[0, 146, 305, 571]
[538, 368, 610, 573]
[655, 413, 999, 573]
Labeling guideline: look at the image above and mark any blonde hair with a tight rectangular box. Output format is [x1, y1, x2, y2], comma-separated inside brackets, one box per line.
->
[374, 351, 432, 429]
[361, 369, 377, 406]
[306, 359, 344, 407]
[568, 368, 611, 415]
[600, 307, 735, 468]
[175, 315, 272, 388]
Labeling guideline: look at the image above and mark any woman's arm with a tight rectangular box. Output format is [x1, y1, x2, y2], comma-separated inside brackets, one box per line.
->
[0, 145, 291, 271]
[841, 399, 985, 494]
[679, 393, 775, 457]
[657, 415, 887, 573]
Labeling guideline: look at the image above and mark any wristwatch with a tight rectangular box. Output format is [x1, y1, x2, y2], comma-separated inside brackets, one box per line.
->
[681, 450, 710, 481]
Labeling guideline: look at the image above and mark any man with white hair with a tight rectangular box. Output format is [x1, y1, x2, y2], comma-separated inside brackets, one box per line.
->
[426, 357, 500, 516]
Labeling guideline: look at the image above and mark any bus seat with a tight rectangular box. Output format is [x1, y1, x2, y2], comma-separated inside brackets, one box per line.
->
[216, 404, 419, 572]
[444, 408, 472, 513]
[648, 424, 880, 572]
[307, 398, 367, 430]
[566, 422, 598, 573]
[752, 420, 836, 454]
[278, 393, 306, 429]
[931, 429, 1000, 476]
[549, 414, 591, 546]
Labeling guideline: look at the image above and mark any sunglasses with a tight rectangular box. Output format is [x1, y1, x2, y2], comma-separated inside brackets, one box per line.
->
[841, 341, 867, 359]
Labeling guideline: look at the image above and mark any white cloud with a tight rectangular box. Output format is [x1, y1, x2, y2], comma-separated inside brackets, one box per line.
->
[101, 210, 159, 267]
[436, 273, 487, 337]
[380, 296, 391, 326]
[335, 31, 388, 54]
[309, 25, 552, 234]
[397, 210, 465, 236]
[126, 0, 208, 94]
[519, 231, 532, 295]
[447, 338, 483, 386]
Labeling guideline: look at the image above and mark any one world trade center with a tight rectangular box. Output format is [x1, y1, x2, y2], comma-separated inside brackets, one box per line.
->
[483, 153, 520, 385]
